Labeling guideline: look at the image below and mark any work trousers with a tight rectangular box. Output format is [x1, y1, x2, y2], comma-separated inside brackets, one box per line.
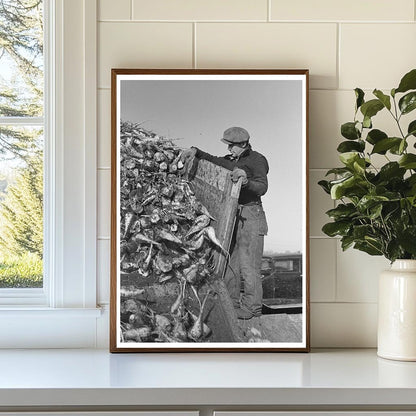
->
[224, 204, 268, 316]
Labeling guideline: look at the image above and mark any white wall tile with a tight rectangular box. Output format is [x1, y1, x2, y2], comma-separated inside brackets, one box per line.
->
[98, 169, 111, 239]
[309, 170, 334, 237]
[99, 0, 131, 21]
[340, 24, 416, 90]
[310, 239, 336, 302]
[271, 0, 414, 22]
[98, 22, 193, 88]
[309, 90, 351, 169]
[311, 302, 377, 347]
[336, 245, 390, 302]
[132, 0, 268, 21]
[95, 3, 415, 348]
[98, 89, 111, 168]
[196, 23, 338, 89]
[97, 239, 110, 304]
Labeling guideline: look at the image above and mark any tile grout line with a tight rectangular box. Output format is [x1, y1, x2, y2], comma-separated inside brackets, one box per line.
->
[96, 87, 376, 92]
[309, 236, 339, 239]
[333, 189, 340, 303]
[336, 22, 340, 90]
[97, 19, 415, 24]
[130, 0, 133, 20]
[333, 230, 338, 303]
[308, 168, 337, 171]
[268, 0, 271, 22]
[193, 22, 197, 69]
[311, 301, 378, 305]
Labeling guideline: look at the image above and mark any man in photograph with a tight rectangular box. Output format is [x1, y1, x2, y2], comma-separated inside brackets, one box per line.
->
[181, 127, 269, 320]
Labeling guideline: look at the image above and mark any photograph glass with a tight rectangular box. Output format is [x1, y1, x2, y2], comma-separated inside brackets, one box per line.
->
[110, 69, 309, 352]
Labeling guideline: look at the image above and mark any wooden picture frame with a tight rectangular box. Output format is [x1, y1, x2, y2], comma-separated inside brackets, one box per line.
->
[110, 69, 310, 352]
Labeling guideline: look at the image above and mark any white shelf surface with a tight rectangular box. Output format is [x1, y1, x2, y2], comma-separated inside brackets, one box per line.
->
[1, 348, 416, 408]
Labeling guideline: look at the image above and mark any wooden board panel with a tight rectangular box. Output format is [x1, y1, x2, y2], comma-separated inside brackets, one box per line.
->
[189, 158, 241, 277]
[187, 158, 243, 342]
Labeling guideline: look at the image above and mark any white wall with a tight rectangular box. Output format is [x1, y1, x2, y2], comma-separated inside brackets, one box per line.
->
[95, 0, 416, 348]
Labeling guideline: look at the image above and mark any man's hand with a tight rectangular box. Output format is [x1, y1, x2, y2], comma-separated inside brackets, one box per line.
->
[180, 147, 197, 163]
[231, 168, 248, 185]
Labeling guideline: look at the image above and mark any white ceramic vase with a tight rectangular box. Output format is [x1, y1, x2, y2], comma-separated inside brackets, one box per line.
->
[378, 259, 416, 361]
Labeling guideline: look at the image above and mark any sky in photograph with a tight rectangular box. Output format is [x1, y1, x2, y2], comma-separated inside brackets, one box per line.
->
[120, 78, 304, 254]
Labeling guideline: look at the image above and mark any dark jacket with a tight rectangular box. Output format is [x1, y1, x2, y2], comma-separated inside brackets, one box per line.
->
[193, 145, 269, 205]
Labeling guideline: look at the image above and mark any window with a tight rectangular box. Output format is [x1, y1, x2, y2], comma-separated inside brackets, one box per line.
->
[0, 0, 44, 290]
[0, 0, 100, 347]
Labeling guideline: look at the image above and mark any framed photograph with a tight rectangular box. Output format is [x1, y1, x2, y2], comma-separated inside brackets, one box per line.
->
[110, 69, 310, 352]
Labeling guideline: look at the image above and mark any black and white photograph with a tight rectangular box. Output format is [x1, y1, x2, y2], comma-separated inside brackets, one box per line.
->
[110, 69, 309, 352]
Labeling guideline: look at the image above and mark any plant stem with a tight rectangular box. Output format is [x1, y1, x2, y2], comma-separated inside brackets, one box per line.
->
[390, 97, 406, 139]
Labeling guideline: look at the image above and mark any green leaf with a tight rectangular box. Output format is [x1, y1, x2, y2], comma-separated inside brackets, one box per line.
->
[322, 221, 351, 237]
[371, 137, 402, 154]
[339, 152, 360, 167]
[389, 138, 408, 155]
[369, 203, 383, 220]
[361, 100, 385, 129]
[365, 236, 383, 252]
[398, 227, 416, 255]
[395, 69, 416, 94]
[318, 180, 331, 194]
[407, 174, 416, 186]
[407, 196, 416, 207]
[337, 151, 367, 173]
[386, 240, 402, 262]
[360, 99, 384, 119]
[326, 203, 357, 220]
[363, 116, 372, 129]
[391, 139, 408, 155]
[352, 224, 372, 239]
[366, 129, 387, 145]
[353, 158, 366, 174]
[341, 235, 355, 251]
[354, 241, 383, 256]
[330, 176, 358, 199]
[357, 195, 389, 212]
[325, 167, 351, 176]
[399, 154, 416, 169]
[337, 140, 365, 153]
[399, 92, 416, 115]
[373, 89, 391, 110]
[377, 162, 406, 181]
[355, 88, 365, 110]
[341, 122, 361, 140]
[407, 120, 416, 137]
[406, 175, 416, 196]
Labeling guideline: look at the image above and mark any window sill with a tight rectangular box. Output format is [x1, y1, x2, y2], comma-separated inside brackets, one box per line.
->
[0, 306, 102, 316]
[0, 307, 102, 348]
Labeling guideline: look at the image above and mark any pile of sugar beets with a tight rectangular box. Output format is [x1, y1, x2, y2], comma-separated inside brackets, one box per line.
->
[119, 121, 226, 343]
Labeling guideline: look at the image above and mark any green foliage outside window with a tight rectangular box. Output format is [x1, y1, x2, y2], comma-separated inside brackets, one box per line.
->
[0, 0, 44, 288]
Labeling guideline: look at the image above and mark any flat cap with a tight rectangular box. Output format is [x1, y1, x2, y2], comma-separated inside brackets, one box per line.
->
[221, 127, 250, 145]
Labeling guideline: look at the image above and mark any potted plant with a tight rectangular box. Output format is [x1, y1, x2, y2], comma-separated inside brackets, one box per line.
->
[319, 68, 416, 361]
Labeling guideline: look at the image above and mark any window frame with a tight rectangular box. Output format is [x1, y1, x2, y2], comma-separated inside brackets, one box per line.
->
[0, 0, 100, 347]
